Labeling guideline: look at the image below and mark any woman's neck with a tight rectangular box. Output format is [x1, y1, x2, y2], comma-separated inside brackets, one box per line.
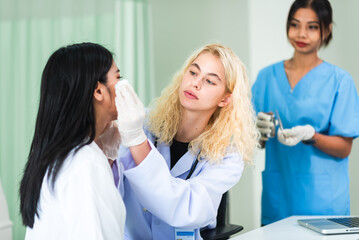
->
[94, 107, 112, 142]
[284, 51, 323, 89]
[289, 51, 322, 70]
[175, 109, 213, 143]
[95, 121, 107, 141]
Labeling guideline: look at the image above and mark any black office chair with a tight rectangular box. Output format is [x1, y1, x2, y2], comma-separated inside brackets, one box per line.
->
[200, 191, 243, 240]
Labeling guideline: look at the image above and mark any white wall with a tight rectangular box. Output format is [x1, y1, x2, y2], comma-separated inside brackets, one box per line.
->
[323, 0, 359, 216]
[148, 0, 359, 235]
[231, 0, 294, 234]
[148, 1, 253, 233]
[149, 0, 249, 97]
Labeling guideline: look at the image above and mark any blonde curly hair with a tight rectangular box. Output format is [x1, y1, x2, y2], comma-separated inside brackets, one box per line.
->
[148, 43, 259, 163]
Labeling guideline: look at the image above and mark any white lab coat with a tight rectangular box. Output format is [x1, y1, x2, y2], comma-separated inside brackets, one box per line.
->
[118, 131, 244, 240]
[25, 142, 126, 240]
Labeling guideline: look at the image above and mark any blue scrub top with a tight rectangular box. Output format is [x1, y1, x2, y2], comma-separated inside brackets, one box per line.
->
[252, 61, 359, 225]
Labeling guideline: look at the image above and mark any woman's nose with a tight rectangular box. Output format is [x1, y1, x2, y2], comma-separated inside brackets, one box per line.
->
[298, 26, 307, 38]
[192, 76, 202, 89]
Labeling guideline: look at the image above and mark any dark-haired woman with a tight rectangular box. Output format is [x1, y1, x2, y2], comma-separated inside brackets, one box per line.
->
[19, 43, 125, 239]
[252, 0, 359, 225]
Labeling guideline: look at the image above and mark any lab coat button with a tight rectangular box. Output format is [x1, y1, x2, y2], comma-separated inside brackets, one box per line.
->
[154, 220, 161, 225]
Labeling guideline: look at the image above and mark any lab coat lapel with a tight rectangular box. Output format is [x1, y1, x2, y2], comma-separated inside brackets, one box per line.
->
[155, 141, 171, 169]
[154, 139, 198, 178]
[170, 151, 197, 178]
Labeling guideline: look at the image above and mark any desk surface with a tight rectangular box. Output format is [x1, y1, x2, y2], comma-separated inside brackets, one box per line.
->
[233, 216, 359, 240]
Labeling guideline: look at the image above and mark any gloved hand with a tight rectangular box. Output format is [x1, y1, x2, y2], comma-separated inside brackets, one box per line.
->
[256, 112, 275, 141]
[277, 124, 315, 146]
[115, 80, 147, 147]
[97, 121, 121, 160]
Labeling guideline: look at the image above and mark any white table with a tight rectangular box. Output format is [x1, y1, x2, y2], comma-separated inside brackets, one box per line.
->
[232, 216, 359, 240]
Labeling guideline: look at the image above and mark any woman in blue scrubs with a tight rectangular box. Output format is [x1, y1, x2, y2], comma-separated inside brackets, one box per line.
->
[252, 0, 359, 225]
[113, 44, 259, 239]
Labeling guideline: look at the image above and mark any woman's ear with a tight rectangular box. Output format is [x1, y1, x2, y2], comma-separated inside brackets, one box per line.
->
[93, 82, 105, 102]
[324, 23, 332, 40]
[218, 93, 232, 108]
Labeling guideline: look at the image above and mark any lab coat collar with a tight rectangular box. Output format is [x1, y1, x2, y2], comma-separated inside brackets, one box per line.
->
[170, 151, 198, 178]
[156, 141, 197, 178]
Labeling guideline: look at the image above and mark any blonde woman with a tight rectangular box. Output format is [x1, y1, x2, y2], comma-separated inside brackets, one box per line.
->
[115, 43, 259, 240]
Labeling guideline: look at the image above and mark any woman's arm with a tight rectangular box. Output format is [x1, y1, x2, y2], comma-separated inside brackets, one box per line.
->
[312, 133, 353, 158]
[278, 125, 354, 159]
[129, 140, 151, 165]
[122, 144, 244, 228]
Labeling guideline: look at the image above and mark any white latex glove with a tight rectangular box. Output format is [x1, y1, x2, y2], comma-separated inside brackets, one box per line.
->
[277, 124, 315, 146]
[97, 121, 121, 160]
[115, 80, 147, 147]
[256, 112, 275, 141]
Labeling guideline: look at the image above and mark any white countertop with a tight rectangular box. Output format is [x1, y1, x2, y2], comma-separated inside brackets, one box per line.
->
[232, 216, 359, 240]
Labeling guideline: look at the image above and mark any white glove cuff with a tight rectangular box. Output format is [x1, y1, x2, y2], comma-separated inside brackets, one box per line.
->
[303, 125, 315, 140]
[120, 129, 147, 147]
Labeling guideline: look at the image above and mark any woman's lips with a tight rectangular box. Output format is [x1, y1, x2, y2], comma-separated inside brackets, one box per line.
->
[184, 90, 198, 100]
[296, 41, 308, 47]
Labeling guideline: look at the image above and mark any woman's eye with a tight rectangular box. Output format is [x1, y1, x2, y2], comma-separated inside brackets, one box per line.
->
[206, 79, 215, 85]
[290, 22, 298, 28]
[308, 25, 319, 30]
[190, 71, 197, 76]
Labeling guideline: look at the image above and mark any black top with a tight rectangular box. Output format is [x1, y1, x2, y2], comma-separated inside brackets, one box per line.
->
[170, 139, 189, 169]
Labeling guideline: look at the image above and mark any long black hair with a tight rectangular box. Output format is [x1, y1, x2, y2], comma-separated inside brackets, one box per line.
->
[19, 42, 113, 228]
[286, 0, 333, 46]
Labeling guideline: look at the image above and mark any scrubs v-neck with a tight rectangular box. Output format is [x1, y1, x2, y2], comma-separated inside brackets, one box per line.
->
[252, 61, 359, 225]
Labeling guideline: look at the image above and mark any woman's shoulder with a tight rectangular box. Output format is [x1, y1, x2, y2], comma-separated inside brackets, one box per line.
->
[76, 141, 105, 158]
[322, 61, 353, 80]
[205, 149, 243, 166]
[258, 61, 284, 73]
[317, 62, 356, 91]
[200, 150, 244, 176]
[253, 61, 284, 90]
[256, 61, 284, 81]
[55, 142, 111, 189]
[65, 142, 108, 172]
[51, 142, 116, 203]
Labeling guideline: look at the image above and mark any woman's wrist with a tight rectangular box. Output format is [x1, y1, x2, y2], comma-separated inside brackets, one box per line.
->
[302, 132, 318, 145]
